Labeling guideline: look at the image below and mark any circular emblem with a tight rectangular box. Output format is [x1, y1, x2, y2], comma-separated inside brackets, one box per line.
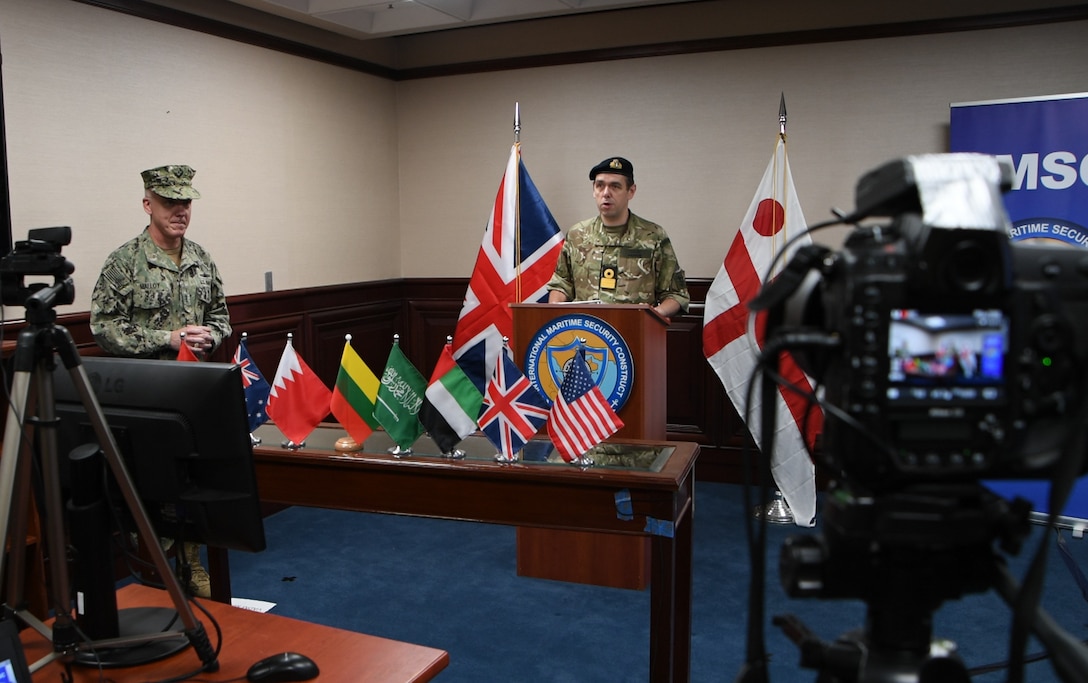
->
[523, 313, 634, 409]
[1008, 218, 1088, 248]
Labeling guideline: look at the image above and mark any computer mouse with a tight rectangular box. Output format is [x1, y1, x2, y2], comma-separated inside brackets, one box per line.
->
[246, 652, 319, 682]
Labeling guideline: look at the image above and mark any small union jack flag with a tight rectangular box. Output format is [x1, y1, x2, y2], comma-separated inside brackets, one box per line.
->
[478, 346, 550, 461]
[233, 336, 271, 432]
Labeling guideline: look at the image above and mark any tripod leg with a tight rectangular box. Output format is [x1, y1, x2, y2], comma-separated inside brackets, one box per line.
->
[51, 330, 218, 670]
[0, 333, 79, 658]
[5, 380, 42, 617]
[0, 369, 33, 597]
[31, 356, 80, 654]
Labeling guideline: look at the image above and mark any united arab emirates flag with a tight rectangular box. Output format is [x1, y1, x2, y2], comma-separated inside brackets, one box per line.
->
[420, 342, 483, 453]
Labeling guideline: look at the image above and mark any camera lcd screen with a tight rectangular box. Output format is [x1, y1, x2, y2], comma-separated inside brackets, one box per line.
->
[886, 308, 1007, 404]
[0, 620, 31, 683]
[0, 659, 19, 683]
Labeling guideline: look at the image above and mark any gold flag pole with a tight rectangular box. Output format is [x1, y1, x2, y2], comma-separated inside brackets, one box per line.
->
[513, 102, 523, 303]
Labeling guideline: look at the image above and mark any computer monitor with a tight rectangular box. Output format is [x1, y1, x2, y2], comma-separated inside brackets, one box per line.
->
[50, 356, 267, 666]
[53, 356, 266, 553]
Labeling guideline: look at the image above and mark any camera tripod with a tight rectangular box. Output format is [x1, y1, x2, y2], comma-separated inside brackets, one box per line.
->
[0, 281, 217, 673]
[774, 480, 1088, 683]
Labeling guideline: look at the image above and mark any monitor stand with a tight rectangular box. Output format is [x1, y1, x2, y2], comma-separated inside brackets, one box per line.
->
[73, 607, 189, 668]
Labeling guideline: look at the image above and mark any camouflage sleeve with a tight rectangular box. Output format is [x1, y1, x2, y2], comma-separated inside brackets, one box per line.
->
[546, 238, 575, 300]
[655, 235, 690, 312]
[203, 259, 232, 351]
[89, 254, 172, 357]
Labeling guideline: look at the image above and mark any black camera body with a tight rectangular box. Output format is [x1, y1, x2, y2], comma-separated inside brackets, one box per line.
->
[769, 155, 1088, 683]
[799, 157, 1088, 491]
[0, 226, 75, 308]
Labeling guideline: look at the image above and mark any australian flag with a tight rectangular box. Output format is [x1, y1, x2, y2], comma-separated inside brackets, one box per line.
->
[233, 337, 271, 432]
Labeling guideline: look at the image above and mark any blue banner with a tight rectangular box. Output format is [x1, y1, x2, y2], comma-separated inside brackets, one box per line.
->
[950, 93, 1088, 246]
[951, 94, 1088, 526]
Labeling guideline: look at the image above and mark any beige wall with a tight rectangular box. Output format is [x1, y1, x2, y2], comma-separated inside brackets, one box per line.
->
[1, 0, 399, 313]
[2, 0, 1087, 314]
[397, 23, 1088, 282]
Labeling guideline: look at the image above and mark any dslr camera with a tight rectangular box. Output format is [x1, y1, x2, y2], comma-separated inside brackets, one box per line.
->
[783, 154, 1088, 491]
[759, 154, 1088, 683]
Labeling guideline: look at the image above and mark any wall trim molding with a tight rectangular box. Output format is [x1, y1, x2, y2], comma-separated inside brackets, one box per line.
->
[72, 1, 1088, 81]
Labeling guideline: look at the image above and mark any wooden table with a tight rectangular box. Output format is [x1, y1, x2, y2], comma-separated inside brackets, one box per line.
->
[21, 583, 448, 681]
[241, 425, 698, 683]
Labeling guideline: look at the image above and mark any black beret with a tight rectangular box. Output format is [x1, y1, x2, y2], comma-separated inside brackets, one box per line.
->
[589, 157, 634, 182]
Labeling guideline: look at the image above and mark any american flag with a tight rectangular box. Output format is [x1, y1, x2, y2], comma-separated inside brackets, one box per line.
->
[478, 347, 550, 460]
[233, 336, 271, 432]
[547, 347, 624, 463]
[452, 142, 563, 391]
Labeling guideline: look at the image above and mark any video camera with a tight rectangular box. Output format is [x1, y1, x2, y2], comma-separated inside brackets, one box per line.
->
[0, 226, 75, 309]
[775, 154, 1088, 491]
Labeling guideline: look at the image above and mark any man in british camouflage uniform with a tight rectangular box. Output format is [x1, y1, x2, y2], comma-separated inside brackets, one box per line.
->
[547, 157, 689, 318]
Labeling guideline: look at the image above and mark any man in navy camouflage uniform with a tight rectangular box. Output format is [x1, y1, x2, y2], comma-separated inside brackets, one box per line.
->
[90, 164, 230, 598]
[91, 164, 230, 360]
[547, 157, 689, 318]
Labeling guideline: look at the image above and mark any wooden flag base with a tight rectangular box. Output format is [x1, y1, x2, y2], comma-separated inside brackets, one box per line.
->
[335, 436, 361, 452]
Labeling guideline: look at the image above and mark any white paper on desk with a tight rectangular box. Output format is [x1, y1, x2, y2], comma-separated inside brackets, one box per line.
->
[231, 597, 276, 613]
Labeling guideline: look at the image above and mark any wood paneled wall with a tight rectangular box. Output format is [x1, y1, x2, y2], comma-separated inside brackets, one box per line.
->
[23, 277, 755, 482]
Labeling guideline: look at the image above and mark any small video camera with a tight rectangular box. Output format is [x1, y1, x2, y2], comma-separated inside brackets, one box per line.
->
[0, 226, 76, 308]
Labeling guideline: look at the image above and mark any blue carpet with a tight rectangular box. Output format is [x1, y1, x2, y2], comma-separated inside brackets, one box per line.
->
[226, 482, 1088, 682]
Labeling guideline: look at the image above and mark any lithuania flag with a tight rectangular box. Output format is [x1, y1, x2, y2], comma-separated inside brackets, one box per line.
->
[330, 337, 381, 445]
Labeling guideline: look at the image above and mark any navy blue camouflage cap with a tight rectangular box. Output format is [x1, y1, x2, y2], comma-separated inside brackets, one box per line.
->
[141, 164, 201, 200]
[589, 157, 634, 183]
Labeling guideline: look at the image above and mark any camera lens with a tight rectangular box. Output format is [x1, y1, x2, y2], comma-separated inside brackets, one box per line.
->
[945, 241, 995, 293]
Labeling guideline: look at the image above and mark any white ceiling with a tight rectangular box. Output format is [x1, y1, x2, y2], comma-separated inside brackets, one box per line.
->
[226, 0, 702, 39]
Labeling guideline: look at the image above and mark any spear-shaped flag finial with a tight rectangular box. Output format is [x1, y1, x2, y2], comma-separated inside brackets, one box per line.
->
[779, 92, 787, 138]
[514, 101, 521, 143]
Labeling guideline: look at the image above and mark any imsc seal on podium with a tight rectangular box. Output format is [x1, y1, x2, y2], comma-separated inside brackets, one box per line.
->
[523, 313, 634, 410]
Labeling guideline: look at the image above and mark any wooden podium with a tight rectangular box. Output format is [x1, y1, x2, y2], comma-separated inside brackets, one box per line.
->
[510, 303, 669, 589]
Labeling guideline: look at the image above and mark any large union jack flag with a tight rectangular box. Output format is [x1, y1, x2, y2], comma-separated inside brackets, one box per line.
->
[233, 336, 271, 432]
[478, 346, 550, 461]
[452, 142, 563, 391]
